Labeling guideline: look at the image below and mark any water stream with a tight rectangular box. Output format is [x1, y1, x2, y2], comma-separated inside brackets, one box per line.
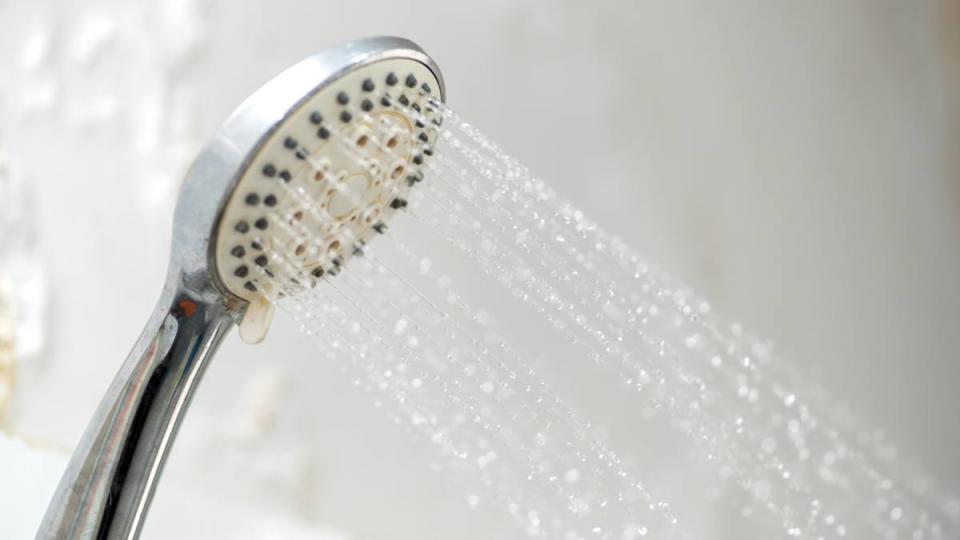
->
[255, 98, 960, 540]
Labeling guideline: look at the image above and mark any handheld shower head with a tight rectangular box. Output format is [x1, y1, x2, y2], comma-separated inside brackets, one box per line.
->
[39, 36, 444, 539]
[180, 36, 443, 342]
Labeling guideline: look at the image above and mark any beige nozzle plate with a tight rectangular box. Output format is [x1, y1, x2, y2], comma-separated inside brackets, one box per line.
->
[214, 57, 442, 344]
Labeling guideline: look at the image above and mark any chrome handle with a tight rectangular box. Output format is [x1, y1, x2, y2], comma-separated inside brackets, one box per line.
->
[37, 276, 235, 539]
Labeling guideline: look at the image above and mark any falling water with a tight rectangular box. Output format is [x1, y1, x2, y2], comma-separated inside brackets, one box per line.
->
[251, 94, 960, 539]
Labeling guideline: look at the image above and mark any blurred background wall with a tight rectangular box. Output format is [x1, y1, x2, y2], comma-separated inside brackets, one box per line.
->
[0, 1, 957, 538]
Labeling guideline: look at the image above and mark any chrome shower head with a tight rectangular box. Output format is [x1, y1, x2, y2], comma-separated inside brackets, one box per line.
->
[39, 36, 444, 539]
[179, 36, 443, 342]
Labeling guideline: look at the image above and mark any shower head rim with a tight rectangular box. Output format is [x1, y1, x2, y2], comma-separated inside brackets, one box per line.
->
[172, 36, 445, 307]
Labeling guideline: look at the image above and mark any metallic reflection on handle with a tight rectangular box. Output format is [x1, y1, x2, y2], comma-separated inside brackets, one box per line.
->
[37, 279, 235, 539]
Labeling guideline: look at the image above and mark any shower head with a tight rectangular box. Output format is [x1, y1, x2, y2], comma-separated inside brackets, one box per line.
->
[179, 36, 444, 342]
[39, 36, 444, 539]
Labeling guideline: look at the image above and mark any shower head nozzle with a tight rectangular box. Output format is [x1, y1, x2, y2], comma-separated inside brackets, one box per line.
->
[39, 36, 445, 540]
[175, 36, 444, 342]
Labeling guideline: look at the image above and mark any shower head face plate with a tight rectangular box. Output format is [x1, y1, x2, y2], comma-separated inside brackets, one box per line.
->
[212, 56, 442, 305]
